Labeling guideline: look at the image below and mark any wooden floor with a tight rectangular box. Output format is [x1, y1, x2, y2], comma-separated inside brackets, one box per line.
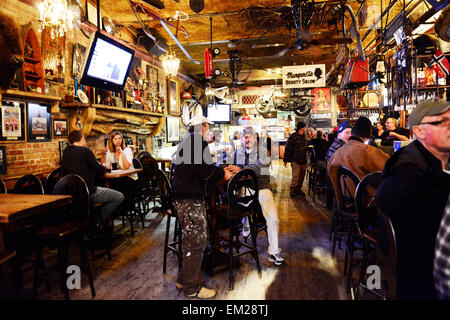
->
[28, 160, 350, 300]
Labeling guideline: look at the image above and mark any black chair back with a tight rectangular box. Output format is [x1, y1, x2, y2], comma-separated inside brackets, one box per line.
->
[0, 178, 6, 194]
[336, 167, 360, 215]
[44, 167, 63, 194]
[156, 169, 176, 214]
[376, 207, 398, 300]
[139, 154, 159, 182]
[52, 174, 90, 222]
[226, 169, 260, 220]
[137, 151, 151, 161]
[13, 174, 44, 195]
[355, 171, 383, 233]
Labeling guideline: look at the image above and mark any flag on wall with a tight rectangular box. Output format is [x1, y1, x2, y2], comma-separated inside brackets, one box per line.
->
[430, 49, 450, 78]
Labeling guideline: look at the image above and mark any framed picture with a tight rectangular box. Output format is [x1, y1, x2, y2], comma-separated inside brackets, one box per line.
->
[311, 88, 331, 112]
[27, 102, 51, 142]
[168, 79, 178, 115]
[0, 146, 6, 175]
[53, 118, 68, 137]
[0, 99, 26, 143]
[166, 117, 180, 143]
[59, 141, 69, 163]
[138, 137, 146, 152]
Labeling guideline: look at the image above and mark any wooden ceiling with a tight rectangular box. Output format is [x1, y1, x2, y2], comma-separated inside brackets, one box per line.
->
[94, 0, 433, 87]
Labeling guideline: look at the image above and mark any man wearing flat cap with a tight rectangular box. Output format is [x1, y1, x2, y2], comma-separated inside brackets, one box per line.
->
[171, 115, 239, 299]
[376, 98, 450, 299]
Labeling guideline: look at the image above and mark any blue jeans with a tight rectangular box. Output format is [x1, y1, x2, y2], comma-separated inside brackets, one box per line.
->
[89, 186, 124, 220]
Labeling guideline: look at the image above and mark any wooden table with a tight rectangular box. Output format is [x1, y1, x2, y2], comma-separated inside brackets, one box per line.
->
[0, 194, 73, 250]
[104, 168, 143, 179]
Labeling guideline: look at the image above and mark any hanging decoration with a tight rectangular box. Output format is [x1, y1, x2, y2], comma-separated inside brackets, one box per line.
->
[161, 49, 180, 77]
[38, 0, 74, 39]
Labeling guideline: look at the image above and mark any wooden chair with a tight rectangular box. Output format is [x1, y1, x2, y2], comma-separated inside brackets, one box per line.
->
[44, 167, 63, 194]
[160, 169, 182, 275]
[351, 171, 383, 299]
[32, 174, 95, 300]
[139, 154, 160, 214]
[13, 174, 44, 195]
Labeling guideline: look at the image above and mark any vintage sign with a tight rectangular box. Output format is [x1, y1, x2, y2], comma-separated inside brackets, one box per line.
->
[282, 64, 326, 89]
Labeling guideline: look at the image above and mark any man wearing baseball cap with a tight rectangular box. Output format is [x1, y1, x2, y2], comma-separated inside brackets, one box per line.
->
[376, 98, 450, 299]
[325, 120, 352, 163]
[171, 115, 239, 299]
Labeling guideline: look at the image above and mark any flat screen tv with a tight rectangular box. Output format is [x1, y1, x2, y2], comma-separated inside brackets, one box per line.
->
[207, 104, 231, 124]
[80, 31, 135, 92]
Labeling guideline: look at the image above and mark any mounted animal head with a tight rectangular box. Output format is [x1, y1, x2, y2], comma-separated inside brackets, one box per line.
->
[0, 12, 23, 89]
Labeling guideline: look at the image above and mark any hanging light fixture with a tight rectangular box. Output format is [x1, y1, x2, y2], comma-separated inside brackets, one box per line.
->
[38, 0, 74, 39]
[161, 48, 180, 77]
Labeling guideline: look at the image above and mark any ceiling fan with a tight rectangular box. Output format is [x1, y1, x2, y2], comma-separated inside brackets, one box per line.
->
[274, 0, 352, 57]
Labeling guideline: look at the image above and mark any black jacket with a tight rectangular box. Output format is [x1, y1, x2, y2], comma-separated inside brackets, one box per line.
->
[172, 132, 225, 200]
[376, 140, 450, 299]
[61, 145, 106, 195]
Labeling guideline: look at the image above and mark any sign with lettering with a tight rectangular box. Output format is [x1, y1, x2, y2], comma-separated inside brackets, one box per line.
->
[282, 64, 326, 89]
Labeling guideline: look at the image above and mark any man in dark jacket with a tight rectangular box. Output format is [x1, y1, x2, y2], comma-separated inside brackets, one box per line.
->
[62, 130, 124, 220]
[172, 115, 237, 299]
[376, 98, 450, 299]
[283, 121, 307, 197]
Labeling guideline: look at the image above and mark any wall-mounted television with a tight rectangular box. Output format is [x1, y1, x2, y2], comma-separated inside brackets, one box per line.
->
[80, 31, 135, 92]
[207, 104, 231, 124]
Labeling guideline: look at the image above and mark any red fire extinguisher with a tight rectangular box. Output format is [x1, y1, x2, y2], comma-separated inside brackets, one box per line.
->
[204, 48, 213, 79]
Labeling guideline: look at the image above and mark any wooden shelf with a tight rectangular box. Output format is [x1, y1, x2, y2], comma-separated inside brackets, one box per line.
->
[24, 57, 40, 64]
[24, 74, 42, 81]
[1, 89, 61, 102]
[61, 102, 165, 117]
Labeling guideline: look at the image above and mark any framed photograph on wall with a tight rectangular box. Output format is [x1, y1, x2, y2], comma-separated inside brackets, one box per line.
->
[53, 118, 68, 137]
[166, 116, 180, 143]
[59, 141, 69, 163]
[27, 102, 51, 142]
[311, 87, 331, 112]
[168, 79, 178, 115]
[0, 99, 26, 143]
[0, 146, 6, 175]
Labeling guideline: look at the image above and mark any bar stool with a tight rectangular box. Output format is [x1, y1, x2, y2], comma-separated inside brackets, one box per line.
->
[160, 169, 182, 275]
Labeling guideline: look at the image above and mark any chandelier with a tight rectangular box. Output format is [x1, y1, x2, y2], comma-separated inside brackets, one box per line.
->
[38, 0, 74, 39]
[161, 50, 180, 77]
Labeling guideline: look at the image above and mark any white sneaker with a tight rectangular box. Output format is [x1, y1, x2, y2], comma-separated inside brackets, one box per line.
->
[242, 225, 250, 238]
[269, 253, 285, 266]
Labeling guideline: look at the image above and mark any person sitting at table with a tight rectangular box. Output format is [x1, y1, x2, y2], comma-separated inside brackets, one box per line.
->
[233, 126, 285, 266]
[101, 131, 138, 216]
[172, 115, 238, 299]
[62, 130, 124, 221]
[380, 118, 410, 146]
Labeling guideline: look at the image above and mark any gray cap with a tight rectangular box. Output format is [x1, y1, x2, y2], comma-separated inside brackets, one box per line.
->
[188, 115, 214, 126]
[408, 98, 450, 129]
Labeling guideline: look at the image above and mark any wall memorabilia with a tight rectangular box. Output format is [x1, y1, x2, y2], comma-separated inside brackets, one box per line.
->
[27, 102, 51, 142]
[168, 79, 178, 115]
[53, 118, 68, 137]
[166, 116, 180, 143]
[0, 146, 6, 175]
[282, 64, 326, 89]
[311, 88, 331, 112]
[0, 99, 26, 142]
[59, 141, 69, 164]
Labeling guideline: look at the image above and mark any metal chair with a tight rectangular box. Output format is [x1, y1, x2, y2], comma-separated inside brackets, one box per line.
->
[0, 178, 6, 193]
[160, 169, 182, 275]
[351, 171, 383, 299]
[32, 174, 95, 300]
[13, 174, 44, 195]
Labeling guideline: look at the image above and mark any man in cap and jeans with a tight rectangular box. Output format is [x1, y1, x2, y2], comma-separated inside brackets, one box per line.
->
[376, 98, 450, 299]
[284, 121, 308, 197]
[172, 115, 239, 299]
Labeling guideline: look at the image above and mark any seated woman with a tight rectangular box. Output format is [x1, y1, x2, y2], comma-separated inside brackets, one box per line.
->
[102, 131, 138, 215]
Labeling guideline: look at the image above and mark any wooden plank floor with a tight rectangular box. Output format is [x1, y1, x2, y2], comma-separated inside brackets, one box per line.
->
[30, 160, 349, 300]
